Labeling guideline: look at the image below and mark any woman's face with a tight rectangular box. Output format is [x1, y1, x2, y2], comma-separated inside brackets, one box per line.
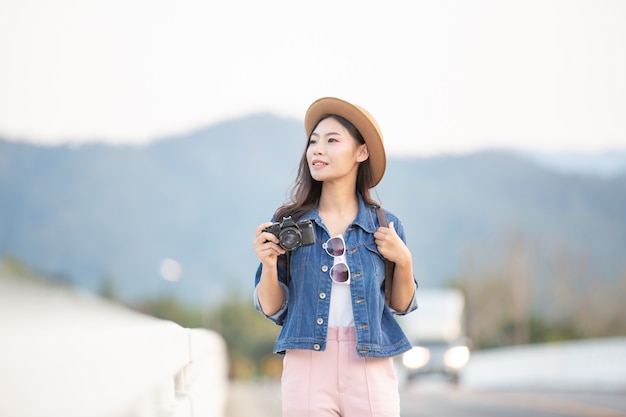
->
[306, 117, 369, 184]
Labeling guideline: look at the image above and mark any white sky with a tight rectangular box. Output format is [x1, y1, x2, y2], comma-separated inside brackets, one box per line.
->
[0, 0, 625, 155]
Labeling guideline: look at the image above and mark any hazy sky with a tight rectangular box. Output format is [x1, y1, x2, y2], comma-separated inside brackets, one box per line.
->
[1, 0, 625, 155]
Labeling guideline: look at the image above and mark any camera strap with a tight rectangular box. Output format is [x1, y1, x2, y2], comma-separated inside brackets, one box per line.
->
[283, 207, 394, 306]
[285, 251, 291, 287]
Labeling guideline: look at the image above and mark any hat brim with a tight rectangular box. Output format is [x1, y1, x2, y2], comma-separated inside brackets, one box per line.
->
[304, 97, 386, 188]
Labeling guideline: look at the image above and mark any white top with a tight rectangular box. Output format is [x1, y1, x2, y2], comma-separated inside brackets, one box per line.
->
[327, 255, 355, 327]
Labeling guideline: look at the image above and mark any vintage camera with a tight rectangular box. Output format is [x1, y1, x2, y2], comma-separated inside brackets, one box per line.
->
[264, 216, 315, 251]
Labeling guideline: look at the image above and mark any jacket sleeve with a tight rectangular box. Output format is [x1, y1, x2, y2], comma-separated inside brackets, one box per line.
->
[253, 253, 290, 325]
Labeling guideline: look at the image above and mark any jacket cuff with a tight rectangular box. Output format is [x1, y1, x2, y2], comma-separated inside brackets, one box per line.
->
[254, 282, 289, 324]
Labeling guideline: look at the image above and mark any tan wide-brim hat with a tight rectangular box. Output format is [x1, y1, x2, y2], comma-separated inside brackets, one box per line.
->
[304, 97, 386, 188]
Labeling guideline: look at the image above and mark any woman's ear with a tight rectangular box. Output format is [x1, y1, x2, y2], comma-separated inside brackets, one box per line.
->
[357, 144, 369, 162]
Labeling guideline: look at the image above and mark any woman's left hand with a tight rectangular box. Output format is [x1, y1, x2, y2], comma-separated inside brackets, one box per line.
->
[375, 221, 416, 312]
[374, 222, 412, 268]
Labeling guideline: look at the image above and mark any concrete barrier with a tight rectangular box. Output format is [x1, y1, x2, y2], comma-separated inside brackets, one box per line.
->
[0, 273, 229, 417]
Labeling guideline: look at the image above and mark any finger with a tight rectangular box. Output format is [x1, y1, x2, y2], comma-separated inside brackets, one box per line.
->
[256, 222, 275, 235]
[256, 223, 281, 245]
[374, 226, 388, 239]
[387, 221, 398, 236]
[256, 242, 285, 260]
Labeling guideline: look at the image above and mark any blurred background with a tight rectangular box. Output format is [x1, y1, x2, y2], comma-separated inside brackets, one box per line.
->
[1, 1, 625, 416]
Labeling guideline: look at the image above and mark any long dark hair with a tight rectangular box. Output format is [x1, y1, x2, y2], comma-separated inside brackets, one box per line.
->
[274, 114, 380, 221]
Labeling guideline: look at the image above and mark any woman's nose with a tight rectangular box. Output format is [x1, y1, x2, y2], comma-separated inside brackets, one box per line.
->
[312, 142, 325, 155]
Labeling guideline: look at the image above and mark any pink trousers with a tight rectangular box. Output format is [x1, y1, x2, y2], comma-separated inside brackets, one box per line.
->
[281, 327, 400, 417]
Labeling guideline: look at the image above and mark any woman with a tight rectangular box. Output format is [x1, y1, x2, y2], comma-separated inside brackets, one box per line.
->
[253, 97, 418, 417]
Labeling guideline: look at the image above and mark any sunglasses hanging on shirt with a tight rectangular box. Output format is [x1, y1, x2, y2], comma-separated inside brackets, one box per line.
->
[322, 234, 351, 284]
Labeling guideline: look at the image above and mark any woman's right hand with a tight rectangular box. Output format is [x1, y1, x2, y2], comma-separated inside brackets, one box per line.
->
[254, 222, 287, 316]
[253, 222, 286, 268]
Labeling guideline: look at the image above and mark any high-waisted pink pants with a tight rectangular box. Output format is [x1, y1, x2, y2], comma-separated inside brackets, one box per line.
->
[281, 327, 400, 417]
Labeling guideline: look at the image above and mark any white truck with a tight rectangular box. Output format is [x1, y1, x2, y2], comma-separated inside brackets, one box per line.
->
[395, 287, 470, 385]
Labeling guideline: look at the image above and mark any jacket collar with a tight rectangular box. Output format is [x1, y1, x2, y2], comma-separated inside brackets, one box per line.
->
[300, 192, 379, 234]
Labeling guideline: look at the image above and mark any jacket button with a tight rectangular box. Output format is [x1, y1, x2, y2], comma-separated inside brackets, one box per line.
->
[317, 318, 324, 325]
[321, 265, 329, 272]
[319, 292, 326, 299]
[313, 344, 321, 351]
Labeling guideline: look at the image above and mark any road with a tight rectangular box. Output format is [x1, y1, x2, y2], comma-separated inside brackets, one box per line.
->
[226, 380, 281, 417]
[400, 380, 626, 417]
[226, 379, 626, 417]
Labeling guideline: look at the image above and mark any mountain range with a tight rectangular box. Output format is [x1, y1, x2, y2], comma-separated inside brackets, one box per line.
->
[1, 114, 625, 309]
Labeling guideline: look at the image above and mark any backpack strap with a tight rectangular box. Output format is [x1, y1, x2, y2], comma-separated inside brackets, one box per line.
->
[376, 206, 395, 306]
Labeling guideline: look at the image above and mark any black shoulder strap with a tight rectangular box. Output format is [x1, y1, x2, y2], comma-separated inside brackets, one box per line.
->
[376, 206, 394, 306]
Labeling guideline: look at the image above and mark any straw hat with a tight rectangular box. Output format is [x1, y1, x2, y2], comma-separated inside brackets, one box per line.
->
[304, 97, 386, 188]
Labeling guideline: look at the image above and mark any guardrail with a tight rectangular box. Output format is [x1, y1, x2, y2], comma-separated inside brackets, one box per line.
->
[0, 273, 229, 417]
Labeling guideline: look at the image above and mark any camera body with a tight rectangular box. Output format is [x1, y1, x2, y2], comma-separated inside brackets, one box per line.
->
[264, 216, 315, 251]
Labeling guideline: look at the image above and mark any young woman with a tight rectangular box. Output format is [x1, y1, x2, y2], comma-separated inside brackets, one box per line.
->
[253, 97, 418, 417]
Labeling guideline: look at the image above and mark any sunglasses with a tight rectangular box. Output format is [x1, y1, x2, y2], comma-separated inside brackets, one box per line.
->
[322, 235, 351, 284]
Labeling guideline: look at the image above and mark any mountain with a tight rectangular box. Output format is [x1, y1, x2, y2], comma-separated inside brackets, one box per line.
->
[523, 149, 626, 177]
[1, 114, 625, 309]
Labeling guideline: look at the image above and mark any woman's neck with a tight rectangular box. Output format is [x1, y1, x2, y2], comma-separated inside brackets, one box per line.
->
[318, 182, 359, 235]
[319, 180, 358, 210]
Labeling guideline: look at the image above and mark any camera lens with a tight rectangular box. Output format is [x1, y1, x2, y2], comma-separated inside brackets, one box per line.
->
[279, 228, 302, 251]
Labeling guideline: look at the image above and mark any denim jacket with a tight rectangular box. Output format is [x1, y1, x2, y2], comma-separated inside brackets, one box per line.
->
[254, 193, 418, 358]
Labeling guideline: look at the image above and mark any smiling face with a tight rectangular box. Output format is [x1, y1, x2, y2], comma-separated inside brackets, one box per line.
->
[306, 116, 369, 185]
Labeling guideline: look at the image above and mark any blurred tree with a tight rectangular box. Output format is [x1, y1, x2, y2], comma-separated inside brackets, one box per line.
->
[98, 273, 118, 300]
[460, 235, 532, 349]
[1, 255, 32, 276]
[459, 234, 626, 349]
[203, 295, 280, 379]
[134, 295, 204, 329]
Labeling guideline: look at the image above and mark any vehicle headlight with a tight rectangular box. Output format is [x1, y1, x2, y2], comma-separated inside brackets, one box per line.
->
[444, 345, 470, 369]
[402, 346, 430, 369]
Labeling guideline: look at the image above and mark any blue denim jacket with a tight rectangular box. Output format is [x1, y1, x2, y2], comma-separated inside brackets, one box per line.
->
[254, 194, 418, 358]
